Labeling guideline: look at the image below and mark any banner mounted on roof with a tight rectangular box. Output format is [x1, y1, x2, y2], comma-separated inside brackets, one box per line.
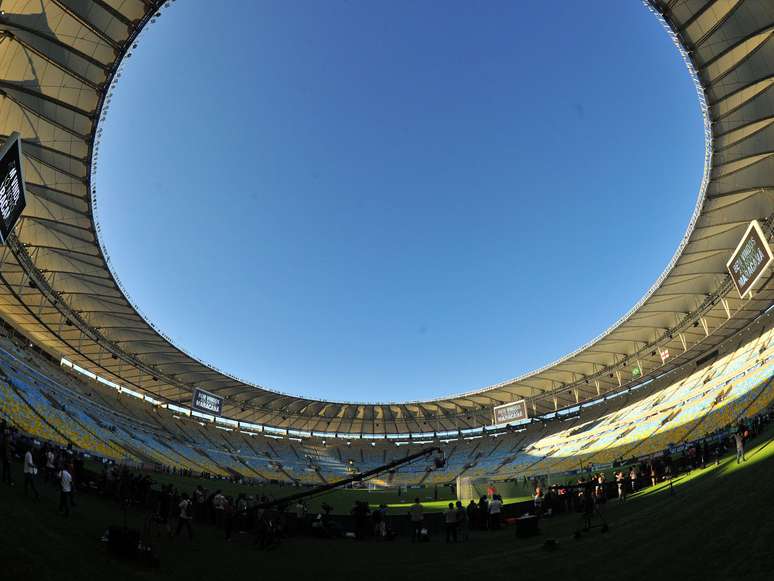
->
[727, 220, 773, 298]
[492, 400, 528, 425]
[0, 132, 27, 244]
[191, 388, 223, 416]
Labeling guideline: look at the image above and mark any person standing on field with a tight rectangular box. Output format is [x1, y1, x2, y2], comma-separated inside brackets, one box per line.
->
[444, 503, 458, 543]
[488, 495, 503, 529]
[23, 447, 39, 500]
[58, 464, 73, 517]
[408, 498, 424, 542]
[615, 470, 626, 502]
[44, 447, 55, 483]
[734, 431, 745, 463]
[456, 500, 469, 541]
[176, 493, 193, 540]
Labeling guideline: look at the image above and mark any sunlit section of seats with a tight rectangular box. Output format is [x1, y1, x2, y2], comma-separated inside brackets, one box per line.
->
[0, 318, 771, 485]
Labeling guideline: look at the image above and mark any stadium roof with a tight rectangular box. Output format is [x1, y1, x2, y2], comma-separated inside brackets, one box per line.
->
[0, 0, 771, 435]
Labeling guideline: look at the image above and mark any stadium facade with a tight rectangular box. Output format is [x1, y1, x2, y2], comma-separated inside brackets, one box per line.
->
[0, 0, 771, 474]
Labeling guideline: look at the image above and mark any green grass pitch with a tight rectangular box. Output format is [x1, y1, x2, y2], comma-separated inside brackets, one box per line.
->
[2, 428, 774, 581]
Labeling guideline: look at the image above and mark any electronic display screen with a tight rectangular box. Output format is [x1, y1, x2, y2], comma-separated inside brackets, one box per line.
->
[726, 220, 773, 298]
[493, 400, 528, 425]
[191, 388, 223, 416]
[0, 134, 27, 243]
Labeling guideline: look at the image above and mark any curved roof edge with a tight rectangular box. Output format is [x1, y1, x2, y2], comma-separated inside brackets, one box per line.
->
[91, 0, 709, 405]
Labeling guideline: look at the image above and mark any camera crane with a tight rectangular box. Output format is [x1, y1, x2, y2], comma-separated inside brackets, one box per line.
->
[258, 446, 442, 509]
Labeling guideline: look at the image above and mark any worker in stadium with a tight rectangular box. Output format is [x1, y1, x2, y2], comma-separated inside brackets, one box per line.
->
[734, 428, 746, 463]
[408, 497, 424, 542]
[223, 496, 235, 542]
[488, 494, 503, 529]
[615, 470, 626, 502]
[663, 447, 674, 477]
[372, 503, 388, 539]
[311, 501, 339, 539]
[456, 500, 469, 541]
[254, 505, 280, 549]
[292, 499, 307, 536]
[175, 493, 194, 540]
[466, 499, 478, 531]
[351, 500, 371, 539]
[444, 502, 458, 543]
[156, 484, 173, 534]
[234, 493, 248, 532]
[23, 445, 39, 500]
[193, 485, 206, 522]
[213, 490, 226, 528]
[58, 463, 73, 517]
[478, 495, 489, 529]
[43, 445, 55, 484]
[533, 486, 544, 517]
[581, 481, 596, 531]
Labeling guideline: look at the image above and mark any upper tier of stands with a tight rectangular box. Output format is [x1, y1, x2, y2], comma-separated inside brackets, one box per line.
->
[0, 313, 772, 486]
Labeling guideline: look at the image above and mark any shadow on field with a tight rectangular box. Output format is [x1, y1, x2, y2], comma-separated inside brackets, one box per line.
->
[1, 427, 774, 581]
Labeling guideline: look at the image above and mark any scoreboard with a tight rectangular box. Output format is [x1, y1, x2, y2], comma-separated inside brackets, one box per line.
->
[191, 388, 223, 416]
[726, 220, 773, 298]
[492, 400, 528, 425]
[0, 133, 27, 243]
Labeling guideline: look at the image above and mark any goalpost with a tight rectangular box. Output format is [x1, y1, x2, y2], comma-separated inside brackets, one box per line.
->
[456, 476, 486, 503]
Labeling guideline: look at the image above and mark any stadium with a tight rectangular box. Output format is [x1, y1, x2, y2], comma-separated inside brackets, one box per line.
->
[0, 0, 773, 579]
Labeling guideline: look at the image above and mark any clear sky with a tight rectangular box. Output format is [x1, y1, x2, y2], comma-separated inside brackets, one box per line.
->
[95, 0, 704, 403]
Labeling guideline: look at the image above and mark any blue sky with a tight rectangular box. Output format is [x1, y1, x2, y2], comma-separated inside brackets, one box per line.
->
[96, 0, 704, 402]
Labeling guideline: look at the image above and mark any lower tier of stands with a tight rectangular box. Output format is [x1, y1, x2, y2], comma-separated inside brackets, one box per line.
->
[0, 315, 773, 485]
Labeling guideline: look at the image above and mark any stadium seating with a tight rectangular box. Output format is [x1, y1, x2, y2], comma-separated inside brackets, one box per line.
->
[0, 317, 772, 486]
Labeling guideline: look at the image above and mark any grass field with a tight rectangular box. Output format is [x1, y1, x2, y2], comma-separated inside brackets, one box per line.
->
[113, 466, 532, 515]
[376, 496, 532, 511]
[126, 468, 462, 514]
[2, 428, 774, 581]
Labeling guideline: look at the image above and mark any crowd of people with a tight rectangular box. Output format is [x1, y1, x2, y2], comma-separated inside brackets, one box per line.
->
[406, 492, 505, 544]
[153, 482, 291, 545]
[529, 411, 772, 518]
[1, 420, 80, 516]
[1, 406, 772, 555]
